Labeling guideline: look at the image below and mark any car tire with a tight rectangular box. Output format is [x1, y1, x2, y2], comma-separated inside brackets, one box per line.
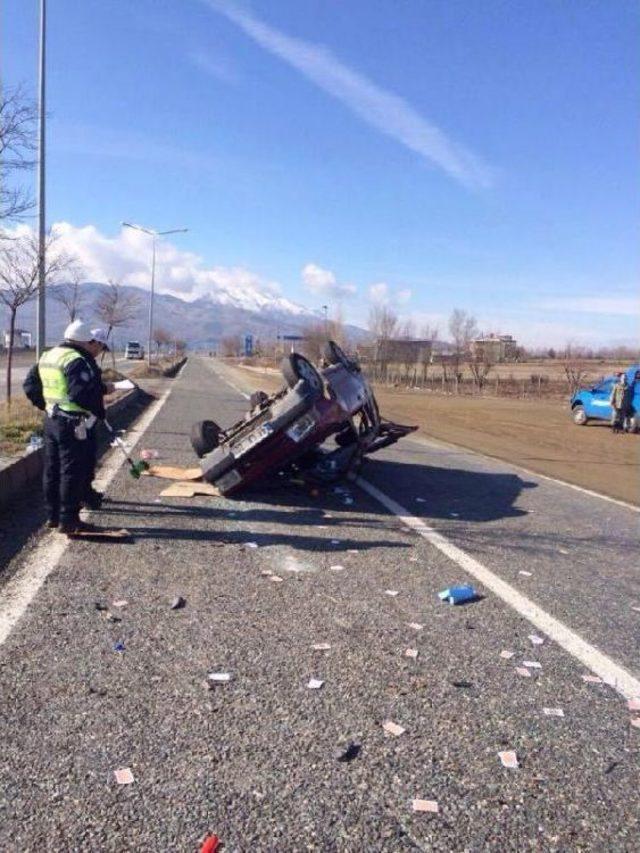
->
[250, 390, 269, 410]
[190, 419, 221, 457]
[281, 353, 323, 393]
[572, 405, 588, 426]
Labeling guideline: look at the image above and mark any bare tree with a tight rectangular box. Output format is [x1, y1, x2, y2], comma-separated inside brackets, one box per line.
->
[220, 335, 242, 357]
[0, 86, 37, 225]
[562, 342, 589, 394]
[467, 350, 496, 392]
[152, 326, 172, 357]
[368, 304, 398, 380]
[50, 265, 86, 322]
[419, 324, 439, 383]
[0, 231, 77, 401]
[449, 309, 478, 384]
[94, 281, 141, 366]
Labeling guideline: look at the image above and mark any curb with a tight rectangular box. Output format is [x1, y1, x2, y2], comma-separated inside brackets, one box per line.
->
[0, 387, 141, 511]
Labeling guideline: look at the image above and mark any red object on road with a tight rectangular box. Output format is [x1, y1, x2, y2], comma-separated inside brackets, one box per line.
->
[200, 835, 220, 853]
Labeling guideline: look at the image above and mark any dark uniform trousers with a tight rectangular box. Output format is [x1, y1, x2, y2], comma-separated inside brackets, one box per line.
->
[43, 414, 92, 525]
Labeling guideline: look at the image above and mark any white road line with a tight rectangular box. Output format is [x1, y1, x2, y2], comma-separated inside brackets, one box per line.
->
[203, 361, 251, 400]
[0, 381, 176, 648]
[358, 476, 640, 701]
[407, 432, 639, 513]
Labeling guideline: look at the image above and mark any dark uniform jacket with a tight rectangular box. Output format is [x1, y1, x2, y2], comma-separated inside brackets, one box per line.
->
[23, 342, 107, 419]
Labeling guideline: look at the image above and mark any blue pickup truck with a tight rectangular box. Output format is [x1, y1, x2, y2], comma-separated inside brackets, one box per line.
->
[570, 364, 640, 431]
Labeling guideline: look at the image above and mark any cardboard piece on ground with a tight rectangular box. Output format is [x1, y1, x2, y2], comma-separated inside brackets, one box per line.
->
[160, 481, 220, 498]
[498, 751, 518, 769]
[114, 767, 134, 785]
[69, 528, 130, 540]
[412, 799, 438, 814]
[382, 720, 405, 736]
[145, 465, 202, 481]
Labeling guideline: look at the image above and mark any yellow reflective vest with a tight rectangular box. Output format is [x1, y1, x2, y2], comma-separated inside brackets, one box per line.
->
[38, 346, 91, 415]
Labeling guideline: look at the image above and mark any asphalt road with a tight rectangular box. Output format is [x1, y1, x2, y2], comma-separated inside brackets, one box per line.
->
[0, 356, 638, 851]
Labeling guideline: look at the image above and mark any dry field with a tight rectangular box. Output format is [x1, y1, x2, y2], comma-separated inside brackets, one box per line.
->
[226, 360, 639, 507]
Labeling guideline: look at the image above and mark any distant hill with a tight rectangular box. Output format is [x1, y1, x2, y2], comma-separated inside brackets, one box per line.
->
[7, 282, 367, 351]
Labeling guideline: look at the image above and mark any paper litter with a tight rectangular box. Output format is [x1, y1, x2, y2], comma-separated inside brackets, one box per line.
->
[522, 661, 542, 669]
[269, 575, 284, 583]
[208, 672, 231, 683]
[382, 721, 405, 736]
[412, 799, 438, 814]
[515, 667, 532, 678]
[385, 589, 399, 597]
[312, 643, 331, 651]
[499, 650, 514, 660]
[330, 565, 345, 572]
[405, 649, 418, 659]
[519, 571, 532, 577]
[114, 768, 134, 785]
[498, 751, 518, 769]
[408, 622, 424, 631]
[582, 675, 602, 684]
[528, 634, 544, 645]
[543, 708, 565, 717]
[112, 600, 128, 608]
[307, 678, 324, 689]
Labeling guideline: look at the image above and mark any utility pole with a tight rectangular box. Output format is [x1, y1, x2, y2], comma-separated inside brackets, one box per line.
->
[36, 0, 47, 357]
[322, 304, 329, 338]
[121, 223, 188, 366]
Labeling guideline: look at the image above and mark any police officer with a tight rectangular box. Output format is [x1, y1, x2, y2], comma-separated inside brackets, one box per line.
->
[23, 319, 114, 535]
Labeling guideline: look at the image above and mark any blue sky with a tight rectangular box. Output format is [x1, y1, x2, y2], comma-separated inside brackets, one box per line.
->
[2, 0, 638, 346]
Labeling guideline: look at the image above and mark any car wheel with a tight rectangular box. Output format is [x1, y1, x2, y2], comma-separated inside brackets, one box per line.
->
[572, 405, 588, 426]
[322, 340, 357, 371]
[190, 419, 221, 457]
[250, 390, 269, 410]
[281, 353, 323, 393]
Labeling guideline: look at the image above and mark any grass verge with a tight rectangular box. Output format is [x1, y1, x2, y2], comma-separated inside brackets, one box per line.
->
[0, 399, 44, 456]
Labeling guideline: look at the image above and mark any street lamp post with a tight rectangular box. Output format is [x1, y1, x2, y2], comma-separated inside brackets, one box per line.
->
[121, 222, 188, 366]
[36, 0, 47, 358]
[322, 304, 329, 339]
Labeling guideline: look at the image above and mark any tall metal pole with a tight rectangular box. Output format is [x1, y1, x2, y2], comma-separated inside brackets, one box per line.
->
[36, 0, 47, 357]
[147, 235, 156, 366]
[322, 304, 328, 338]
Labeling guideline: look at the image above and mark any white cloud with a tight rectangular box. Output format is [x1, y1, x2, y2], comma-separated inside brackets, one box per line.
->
[301, 263, 356, 298]
[369, 282, 389, 304]
[7, 222, 309, 316]
[205, 1, 493, 189]
[537, 296, 640, 316]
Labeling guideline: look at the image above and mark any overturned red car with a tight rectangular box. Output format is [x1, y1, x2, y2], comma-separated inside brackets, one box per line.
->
[192, 341, 417, 495]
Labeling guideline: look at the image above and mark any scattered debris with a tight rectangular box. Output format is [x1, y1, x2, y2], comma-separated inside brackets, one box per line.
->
[500, 650, 514, 660]
[385, 590, 399, 597]
[632, 606, 640, 613]
[452, 680, 473, 689]
[498, 751, 519, 769]
[382, 720, 405, 736]
[140, 448, 160, 460]
[94, 602, 108, 612]
[582, 675, 603, 684]
[515, 667, 532, 678]
[412, 798, 439, 814]
[112, 600, 128, 608]
[559, 548, 569, 555]
[407, 622, 424, 631]
[519, 570, 532, 577]
[307, 678, 324, 689]
[405, 648, 418, 659]
[200, 834, 221, 853]
[104, 611, 121, 624]
[312, 643, 331, 651]
[114, 767, 134, 785]
[523, 661, 542, 669]
[170, 596, 186, 610]
[260, 570, 273, 577]
[347, 549, 359, 554]
[631, 718, 640, 729]
[528, 634, 544, 645]
[208, 672, 231, 683]
[269, 575, 284, 583]
[438, 585, 477, 605]
[160, 481, 220, 498]
[543, 708, 565, 717]
[409, 556, 419, 563]
[628, 699, 640, 711]
[335, 742, 361, 763]
[245, 542, 259, 549]
[330, 565, 345, 572]
[113, 641, 126, 653]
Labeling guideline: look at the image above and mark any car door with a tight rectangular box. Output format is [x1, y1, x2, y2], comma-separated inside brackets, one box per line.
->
[585, 379, 614, 419]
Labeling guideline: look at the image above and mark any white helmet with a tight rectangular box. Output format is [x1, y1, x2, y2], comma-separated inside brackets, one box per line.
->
[90, 327, 110, 350]
[63, 319, 93, 343]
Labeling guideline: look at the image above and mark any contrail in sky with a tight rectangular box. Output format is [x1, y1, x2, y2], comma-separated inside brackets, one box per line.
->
[202, 1, 493, 189]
